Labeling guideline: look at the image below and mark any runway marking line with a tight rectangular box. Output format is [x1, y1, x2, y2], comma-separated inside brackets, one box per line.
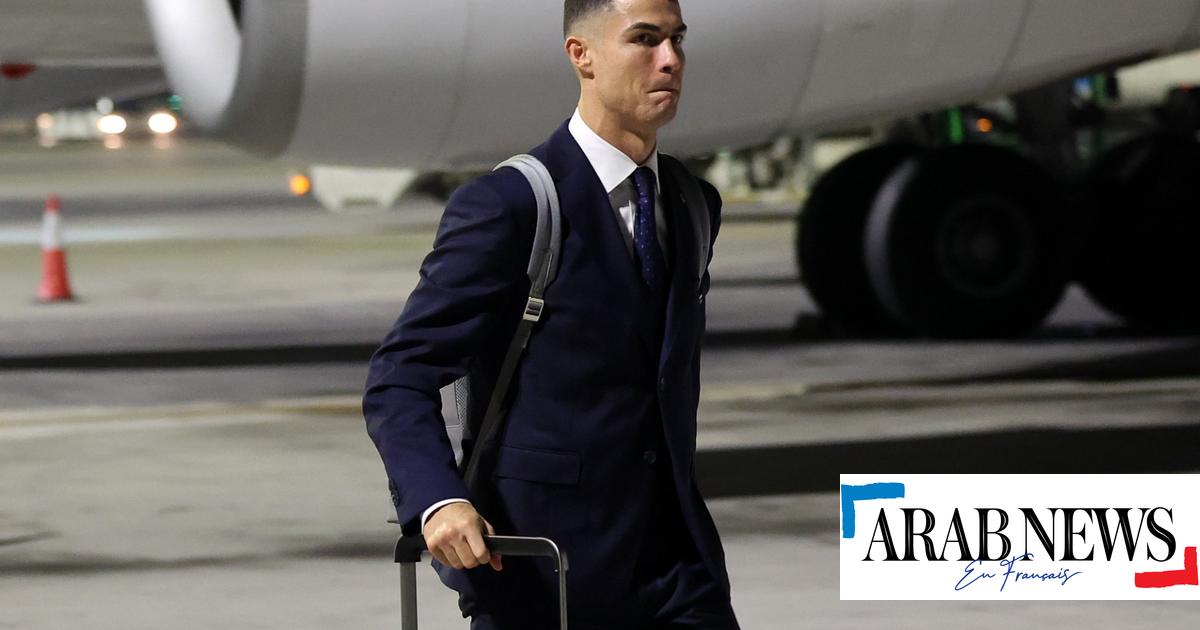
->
[0, 395, 363, 440]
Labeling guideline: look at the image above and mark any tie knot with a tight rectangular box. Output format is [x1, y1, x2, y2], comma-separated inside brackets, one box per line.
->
[631, 166, 656, 198]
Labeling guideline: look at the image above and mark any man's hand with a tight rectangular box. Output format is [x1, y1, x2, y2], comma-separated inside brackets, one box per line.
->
[422, 502, 503, 571]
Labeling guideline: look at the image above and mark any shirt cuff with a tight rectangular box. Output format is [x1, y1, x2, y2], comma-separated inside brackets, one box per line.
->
[421, 498, 471, 528]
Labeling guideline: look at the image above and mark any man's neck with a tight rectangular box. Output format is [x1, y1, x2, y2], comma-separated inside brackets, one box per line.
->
[577, 100, 656, 165]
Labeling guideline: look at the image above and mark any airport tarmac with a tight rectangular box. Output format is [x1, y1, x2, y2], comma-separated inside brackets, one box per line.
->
[1, 139, 1198, 629]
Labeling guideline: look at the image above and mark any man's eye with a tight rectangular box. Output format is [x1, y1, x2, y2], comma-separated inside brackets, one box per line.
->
[671, 34, 685, 45]
[635, 34, 654, 45]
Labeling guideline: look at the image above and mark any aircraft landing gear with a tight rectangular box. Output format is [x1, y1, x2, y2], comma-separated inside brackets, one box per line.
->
[796, 144, 918, 336]
[799, 143, 1073, 338]
[1078, 129, 1200, 330]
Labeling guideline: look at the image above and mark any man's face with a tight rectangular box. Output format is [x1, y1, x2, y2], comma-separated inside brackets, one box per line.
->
[585, 0, 686, 132]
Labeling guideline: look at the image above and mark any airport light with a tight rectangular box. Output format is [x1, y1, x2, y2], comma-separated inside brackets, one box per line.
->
[35, 113, 53, 130]
[148, 111, 178, 135]
[976, 117, 994, 133]
[289, 172, 312, 196]
[96, 114, 127, 135]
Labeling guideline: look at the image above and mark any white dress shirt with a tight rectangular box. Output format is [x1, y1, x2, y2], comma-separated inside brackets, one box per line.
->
[419, 109, 670, 528]
[568, 107, 669, 258]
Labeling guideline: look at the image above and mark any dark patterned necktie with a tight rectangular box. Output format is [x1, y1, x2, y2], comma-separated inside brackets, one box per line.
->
[630, 166, 669, 311]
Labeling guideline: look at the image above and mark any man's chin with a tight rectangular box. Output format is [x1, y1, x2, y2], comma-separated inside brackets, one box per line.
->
[645, 102, 679, 127]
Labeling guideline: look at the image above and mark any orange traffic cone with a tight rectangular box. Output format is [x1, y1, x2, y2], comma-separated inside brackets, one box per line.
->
[37, 194, 74, 302]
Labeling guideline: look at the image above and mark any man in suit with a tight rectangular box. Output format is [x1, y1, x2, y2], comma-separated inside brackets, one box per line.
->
[363, 0, 739, 627]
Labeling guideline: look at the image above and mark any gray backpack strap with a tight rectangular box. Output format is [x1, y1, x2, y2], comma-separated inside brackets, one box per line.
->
[659, 154, 711, 279]
[459, 154, 561, 497]
[499, 154, 562, 298]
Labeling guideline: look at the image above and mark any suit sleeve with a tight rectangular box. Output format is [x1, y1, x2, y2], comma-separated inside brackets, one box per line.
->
[363, 176, 529, 535]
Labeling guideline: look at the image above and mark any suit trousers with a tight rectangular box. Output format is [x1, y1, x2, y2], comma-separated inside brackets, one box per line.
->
[628, 445, 740, 630]
[467, 444, 739, 630]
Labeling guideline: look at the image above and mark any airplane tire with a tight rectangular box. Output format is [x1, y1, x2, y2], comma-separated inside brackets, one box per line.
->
[1078, 132, 1200, 330]
[797, 143, 919, 335]
[863, 145, 1071, 338]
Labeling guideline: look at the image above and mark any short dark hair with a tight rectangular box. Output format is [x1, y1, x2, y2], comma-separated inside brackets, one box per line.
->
[563, 0, 614, 37]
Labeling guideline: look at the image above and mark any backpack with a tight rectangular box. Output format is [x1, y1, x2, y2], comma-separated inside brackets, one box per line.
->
[454, 152, 712, 503]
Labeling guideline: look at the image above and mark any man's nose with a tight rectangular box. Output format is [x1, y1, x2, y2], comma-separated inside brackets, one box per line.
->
[657, 40, 683, 73]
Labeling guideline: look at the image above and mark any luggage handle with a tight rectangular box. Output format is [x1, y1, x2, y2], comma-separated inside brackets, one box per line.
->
[394, 534, 569, 630]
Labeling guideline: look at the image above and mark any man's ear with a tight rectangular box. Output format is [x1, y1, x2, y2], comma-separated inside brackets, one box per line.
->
[564, 35, 594, 78]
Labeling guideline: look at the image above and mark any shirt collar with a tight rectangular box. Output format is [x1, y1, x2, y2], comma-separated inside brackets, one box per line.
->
[568, 107, 660, 195]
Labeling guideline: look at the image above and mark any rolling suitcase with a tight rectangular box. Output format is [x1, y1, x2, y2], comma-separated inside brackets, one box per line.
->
[393, 534, 569, 630]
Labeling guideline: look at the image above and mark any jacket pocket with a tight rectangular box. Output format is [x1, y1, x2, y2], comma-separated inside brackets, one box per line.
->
[492, 444, 581, 486]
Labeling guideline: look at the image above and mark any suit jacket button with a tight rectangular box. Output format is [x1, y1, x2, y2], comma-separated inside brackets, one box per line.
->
[643, 450, 658, 464]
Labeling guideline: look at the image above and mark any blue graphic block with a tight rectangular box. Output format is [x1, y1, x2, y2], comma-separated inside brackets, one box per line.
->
[841, 482, 905, 538]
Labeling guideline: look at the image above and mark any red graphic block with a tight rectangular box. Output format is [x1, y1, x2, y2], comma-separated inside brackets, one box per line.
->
[1135, 546, 1198, 588]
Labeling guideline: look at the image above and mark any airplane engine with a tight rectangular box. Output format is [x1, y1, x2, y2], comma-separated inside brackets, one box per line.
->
[143, 0, 510, 168]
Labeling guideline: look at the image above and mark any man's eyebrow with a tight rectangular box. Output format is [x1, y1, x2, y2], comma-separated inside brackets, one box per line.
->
[624, 22, 688, 35]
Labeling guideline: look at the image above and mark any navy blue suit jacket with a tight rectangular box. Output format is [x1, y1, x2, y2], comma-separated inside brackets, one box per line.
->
[363, 118, 727, 621]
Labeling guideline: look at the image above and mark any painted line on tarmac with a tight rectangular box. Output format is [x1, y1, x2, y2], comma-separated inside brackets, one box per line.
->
[701, 381, 811, 403]
[0, 385, 828, 440]
[0, 396, 362, 441]
[699, 378, 1200, 410]
[0, 225, 174, 245]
